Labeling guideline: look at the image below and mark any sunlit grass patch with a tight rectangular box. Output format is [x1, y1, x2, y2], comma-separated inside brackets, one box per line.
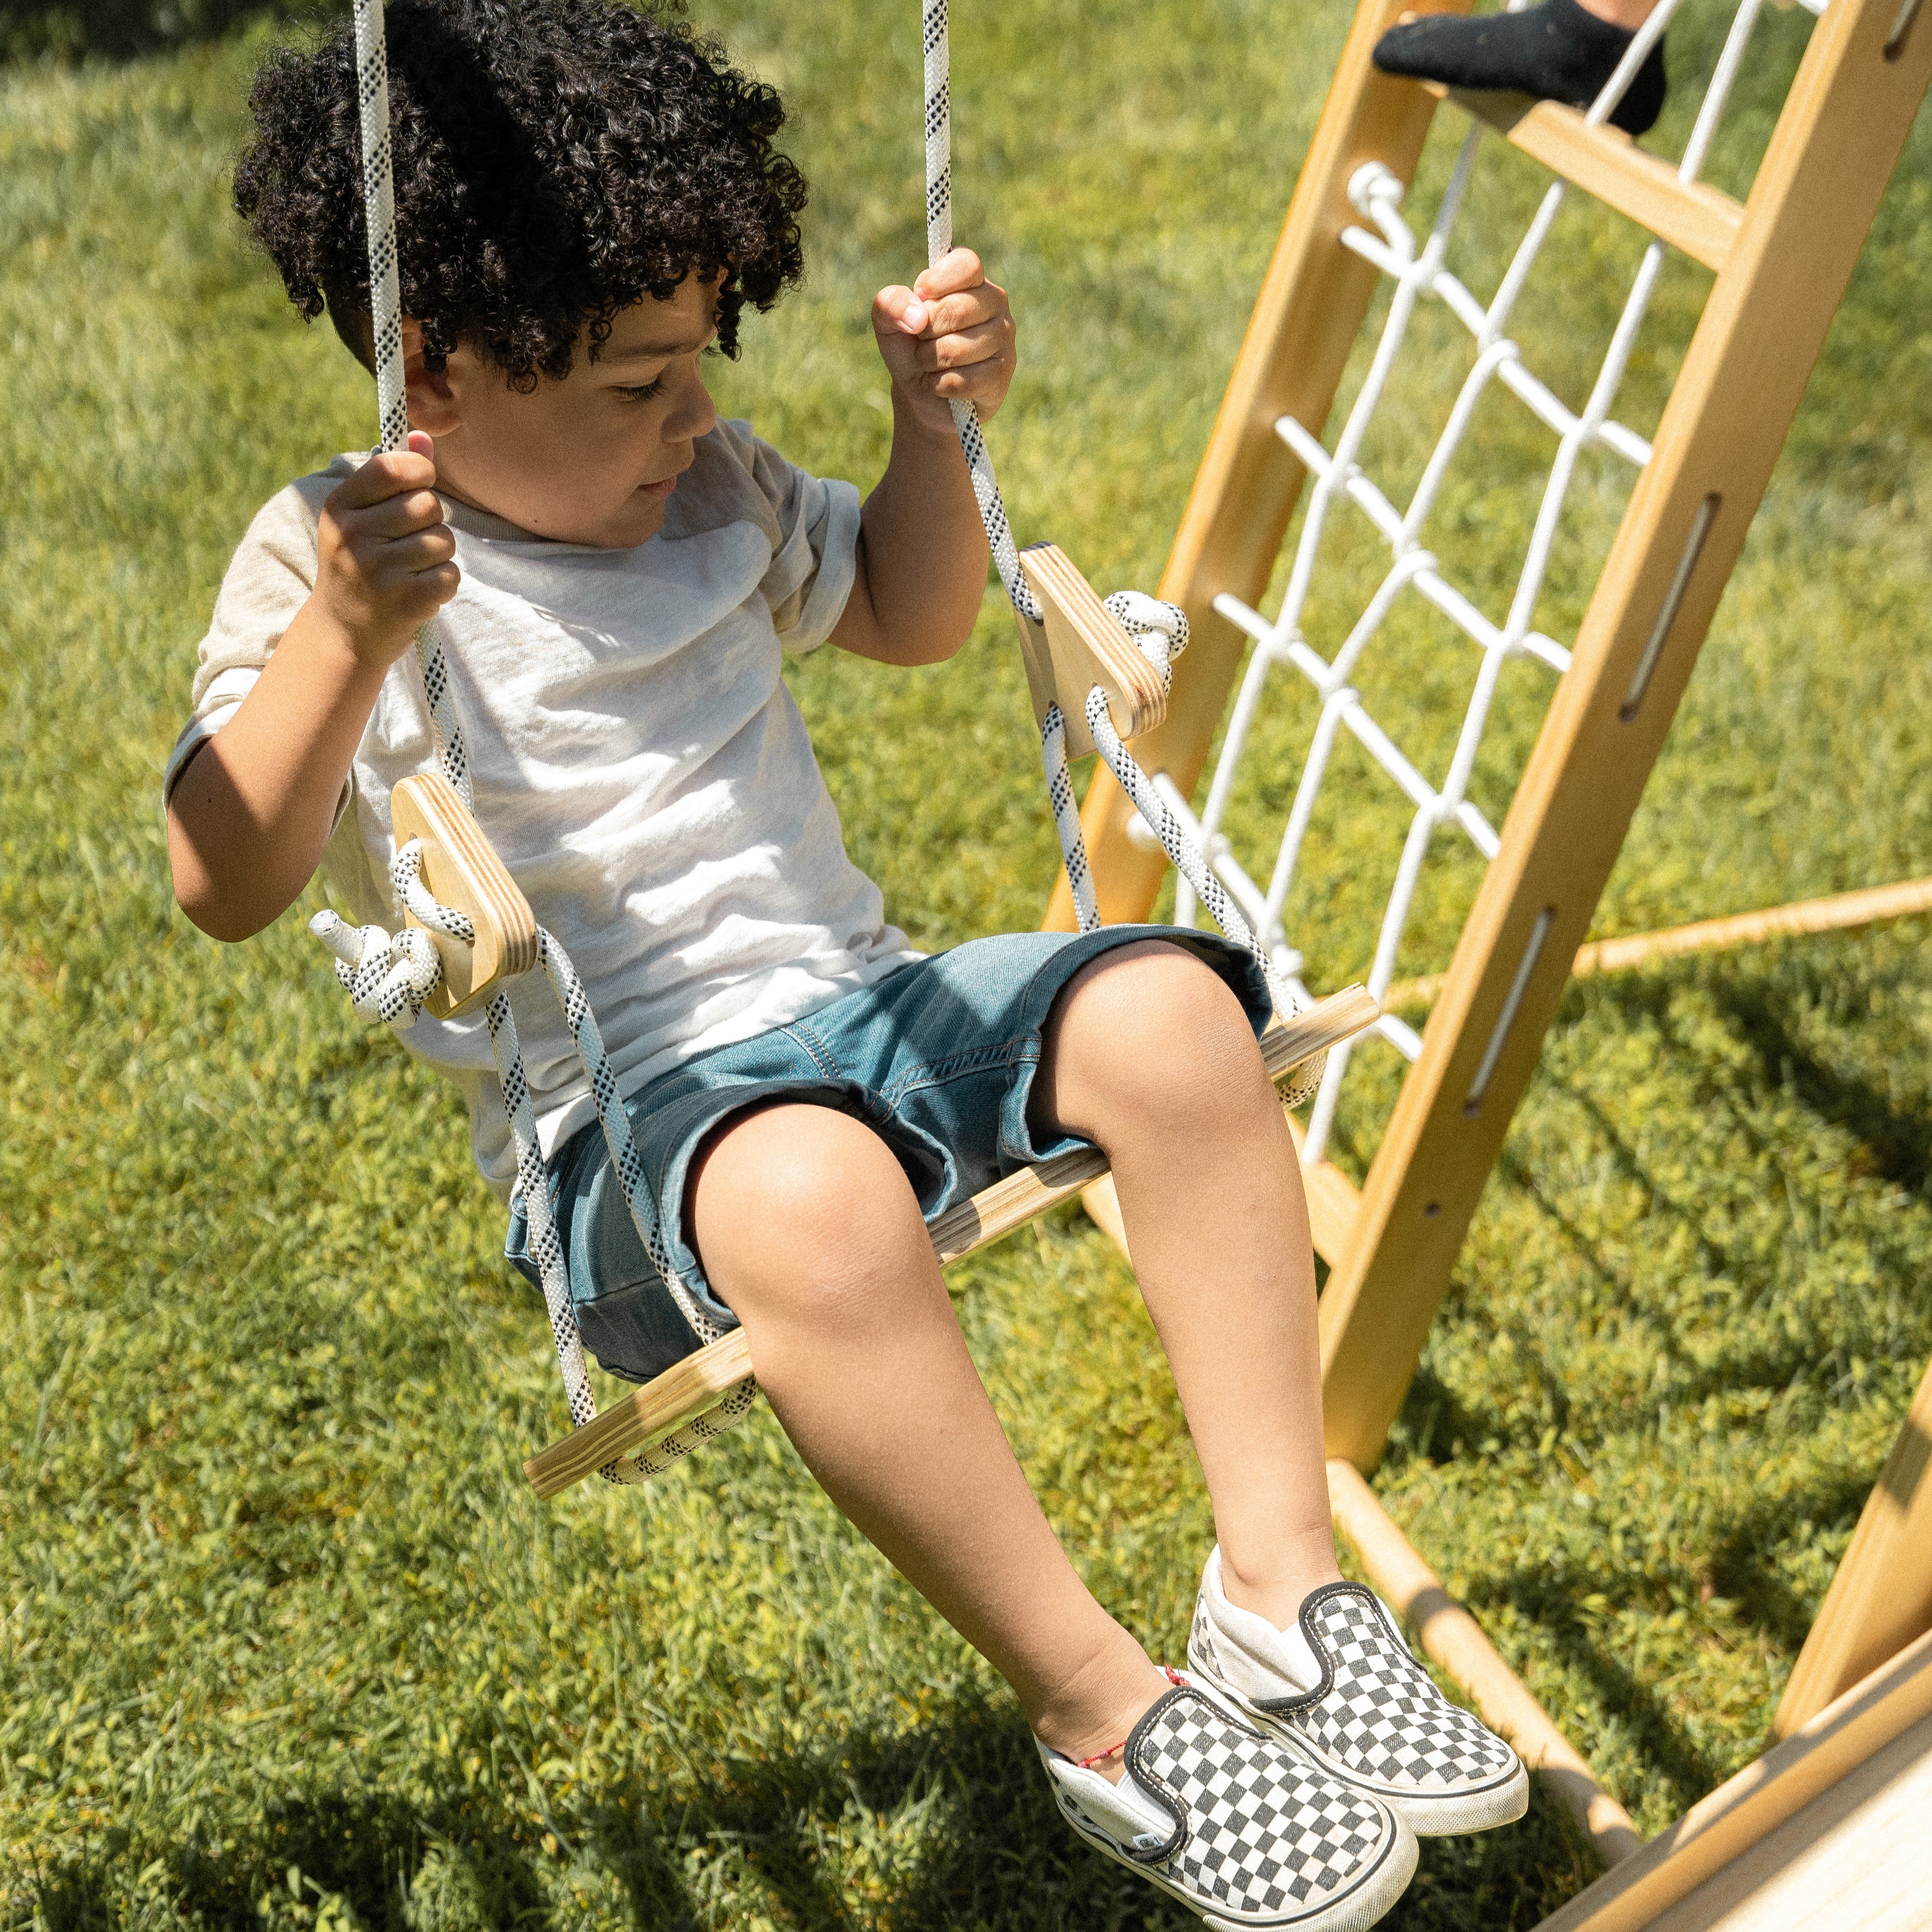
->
[3, 4, 1930, 1927]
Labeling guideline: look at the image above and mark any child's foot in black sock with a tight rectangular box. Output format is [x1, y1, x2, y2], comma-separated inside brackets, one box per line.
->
[1373, 0, 1667, 138]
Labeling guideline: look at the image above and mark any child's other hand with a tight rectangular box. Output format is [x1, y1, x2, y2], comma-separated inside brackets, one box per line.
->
[871, 248, 1015, 436]
[315, 431, 459, 666]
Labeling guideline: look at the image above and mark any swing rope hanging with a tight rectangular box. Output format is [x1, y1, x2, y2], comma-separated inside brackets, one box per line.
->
[312, 0, 1322, 1488]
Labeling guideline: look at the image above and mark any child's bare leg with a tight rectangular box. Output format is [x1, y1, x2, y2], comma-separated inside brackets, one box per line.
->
[1031, 941, 1343, 1630]
[688, 1102, 1169, 1763]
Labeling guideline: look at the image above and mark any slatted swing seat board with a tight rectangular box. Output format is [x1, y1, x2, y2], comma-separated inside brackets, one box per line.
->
[521, 982, 1381, 1497]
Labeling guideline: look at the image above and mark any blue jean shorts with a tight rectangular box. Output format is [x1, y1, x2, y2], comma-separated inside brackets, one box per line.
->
[506, 925, 1270, 1385]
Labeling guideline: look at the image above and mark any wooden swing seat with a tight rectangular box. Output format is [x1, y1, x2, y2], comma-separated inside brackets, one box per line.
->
[521, 981, 1380, 1497]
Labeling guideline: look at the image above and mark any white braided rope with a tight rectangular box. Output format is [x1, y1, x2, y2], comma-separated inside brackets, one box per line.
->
[920, 0, 1307, 1064]
[921, 0, 1040, 626]
[341, 0, 751, 1481]
[352, 0, 472, 805]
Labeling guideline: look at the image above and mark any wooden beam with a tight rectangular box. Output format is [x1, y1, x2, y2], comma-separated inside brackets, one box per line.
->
[1528, 1627, 1932, 1932]
[1327, 1459, 1644, 1866]
[1043, 0, 1468, 931]
[1384, 875, 1932, 1009]
[1773, 1352, 1932, 1738]
[1425, 85, 1745, 273]
[527, 987, 1380, 1495]
[1317, 0, 1932, 1470]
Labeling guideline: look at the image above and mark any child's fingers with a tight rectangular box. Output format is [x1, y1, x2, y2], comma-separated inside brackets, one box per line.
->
[336, 444, 439, 508]
[913, 283, 1008, 342]
[911, 314, 1013, 375]
[872, 284, 929, 337]
[350, 489, 450, 540]
[912, 247, 984, 300]
[379, 525, 458, 573]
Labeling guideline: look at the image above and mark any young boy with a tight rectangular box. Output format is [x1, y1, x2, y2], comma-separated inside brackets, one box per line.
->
[166, 3, 1526, 1923]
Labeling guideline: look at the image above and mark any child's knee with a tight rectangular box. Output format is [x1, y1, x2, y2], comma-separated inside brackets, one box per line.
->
[1045, 941, 1266, 1125]
[688, 1102, 928, 1324]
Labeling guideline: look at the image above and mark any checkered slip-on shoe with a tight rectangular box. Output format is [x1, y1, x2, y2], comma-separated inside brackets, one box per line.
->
[1188, 1550, 1528, 1836]
[1037, 1673, 1417, 1931]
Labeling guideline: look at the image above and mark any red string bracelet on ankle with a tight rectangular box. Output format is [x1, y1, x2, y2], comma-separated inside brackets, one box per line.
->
[1076, 1670, 1187, 1766]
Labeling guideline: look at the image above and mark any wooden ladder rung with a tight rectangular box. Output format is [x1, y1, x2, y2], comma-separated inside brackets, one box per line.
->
[1422, 83, 1746, 273]
[523, 982, 1382, 1497]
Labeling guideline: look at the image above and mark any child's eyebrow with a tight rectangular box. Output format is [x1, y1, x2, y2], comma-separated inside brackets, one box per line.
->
[604, 327, 717, 364]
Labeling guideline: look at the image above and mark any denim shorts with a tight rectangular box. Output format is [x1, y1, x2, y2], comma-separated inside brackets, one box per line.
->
[506, 925, 1271, 1386]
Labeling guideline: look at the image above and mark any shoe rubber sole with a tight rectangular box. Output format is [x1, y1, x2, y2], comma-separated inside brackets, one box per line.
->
[1049, 1783, 1419, 1932]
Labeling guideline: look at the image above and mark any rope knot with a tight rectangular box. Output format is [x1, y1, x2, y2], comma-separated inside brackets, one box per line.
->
[1104, 591, 1190, 690]
[310, 909, 442, 1030]
[309, 838, 474, 1032]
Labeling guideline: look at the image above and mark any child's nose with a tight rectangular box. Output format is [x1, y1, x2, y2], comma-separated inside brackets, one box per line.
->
[667, 369, 717, 444]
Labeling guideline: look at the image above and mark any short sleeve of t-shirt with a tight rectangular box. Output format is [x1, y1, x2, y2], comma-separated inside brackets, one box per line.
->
[160, 468, 341, 805]
[675, 418, 860, 654]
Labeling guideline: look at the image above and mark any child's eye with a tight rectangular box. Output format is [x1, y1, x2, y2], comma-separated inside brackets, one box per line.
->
[616, 376, 667, 403]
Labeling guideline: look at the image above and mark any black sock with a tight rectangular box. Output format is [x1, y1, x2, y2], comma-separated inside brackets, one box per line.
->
[1373, 0, 1667, 139]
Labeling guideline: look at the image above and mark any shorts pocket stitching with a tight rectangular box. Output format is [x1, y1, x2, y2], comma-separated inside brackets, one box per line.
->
[781, 1022, 841, 1080]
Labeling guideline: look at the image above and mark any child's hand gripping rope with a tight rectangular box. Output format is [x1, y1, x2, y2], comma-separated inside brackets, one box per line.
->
[872, 247, 1016, 436]
[313, 430, 460, 665]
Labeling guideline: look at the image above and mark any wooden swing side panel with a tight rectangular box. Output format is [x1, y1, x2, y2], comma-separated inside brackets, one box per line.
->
[1318, 0, 1932, 1470]
[1772, 1350, 1932, 1739]
[391, 773, 540, 1018]
[1042, 0, 1468, 931]
[1526, 1627, 1932, 1932]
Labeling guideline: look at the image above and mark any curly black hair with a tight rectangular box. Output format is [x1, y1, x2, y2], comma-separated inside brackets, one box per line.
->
[234, 0, 807, 386]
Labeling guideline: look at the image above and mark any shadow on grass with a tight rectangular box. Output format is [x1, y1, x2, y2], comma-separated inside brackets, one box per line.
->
[1, 0, 333, 63]
[1703, 973, 1932, 1197]
[27, 1698, 1605, 1932]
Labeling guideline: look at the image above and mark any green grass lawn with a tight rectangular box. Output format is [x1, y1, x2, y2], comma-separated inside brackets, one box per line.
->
[3, 3, 1930, 1927]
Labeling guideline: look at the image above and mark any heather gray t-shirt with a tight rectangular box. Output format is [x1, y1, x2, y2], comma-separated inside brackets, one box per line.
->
[166, 419, 921, 1198]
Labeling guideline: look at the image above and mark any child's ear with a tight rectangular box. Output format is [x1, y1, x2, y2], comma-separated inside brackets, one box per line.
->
[401, 319, 462, 437]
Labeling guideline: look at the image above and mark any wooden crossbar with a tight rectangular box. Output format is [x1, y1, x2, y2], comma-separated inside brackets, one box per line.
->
[524, 984, 1381, 1497]
[1384, 874, 1932, 1010]
[1421, 84, 1746, 272]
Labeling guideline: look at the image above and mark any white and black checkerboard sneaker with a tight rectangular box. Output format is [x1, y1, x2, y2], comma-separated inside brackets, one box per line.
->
[1188, 1550, 1528, 1836]
[1037, 1672, 1416, 1930]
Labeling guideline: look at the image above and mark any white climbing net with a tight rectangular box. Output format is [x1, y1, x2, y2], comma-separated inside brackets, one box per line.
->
[1162, 0, 1816, 1169]
[317, 0, 1321, 1481]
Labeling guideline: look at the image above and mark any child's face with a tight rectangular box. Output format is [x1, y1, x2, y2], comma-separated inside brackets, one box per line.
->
[406, 277, 721, 548]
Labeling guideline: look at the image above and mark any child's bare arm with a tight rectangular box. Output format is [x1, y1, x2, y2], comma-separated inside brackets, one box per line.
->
[832, 248, 1015, 667]
[168, 436, 458, 942]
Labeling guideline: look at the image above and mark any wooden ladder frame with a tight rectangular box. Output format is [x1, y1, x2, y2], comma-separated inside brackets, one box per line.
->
[1046, 0, 1932, 1885]
[1049, 0, 1932, 1469]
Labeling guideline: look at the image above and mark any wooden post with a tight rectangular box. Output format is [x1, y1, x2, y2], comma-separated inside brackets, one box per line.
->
[1773, 1353, 1932, 1739]
[1316, 0, 1932, 1467]
[1043, 0, 1468, 930]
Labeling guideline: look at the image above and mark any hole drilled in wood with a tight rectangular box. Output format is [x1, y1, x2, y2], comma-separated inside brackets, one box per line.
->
[1620, 493, 1719, 724]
